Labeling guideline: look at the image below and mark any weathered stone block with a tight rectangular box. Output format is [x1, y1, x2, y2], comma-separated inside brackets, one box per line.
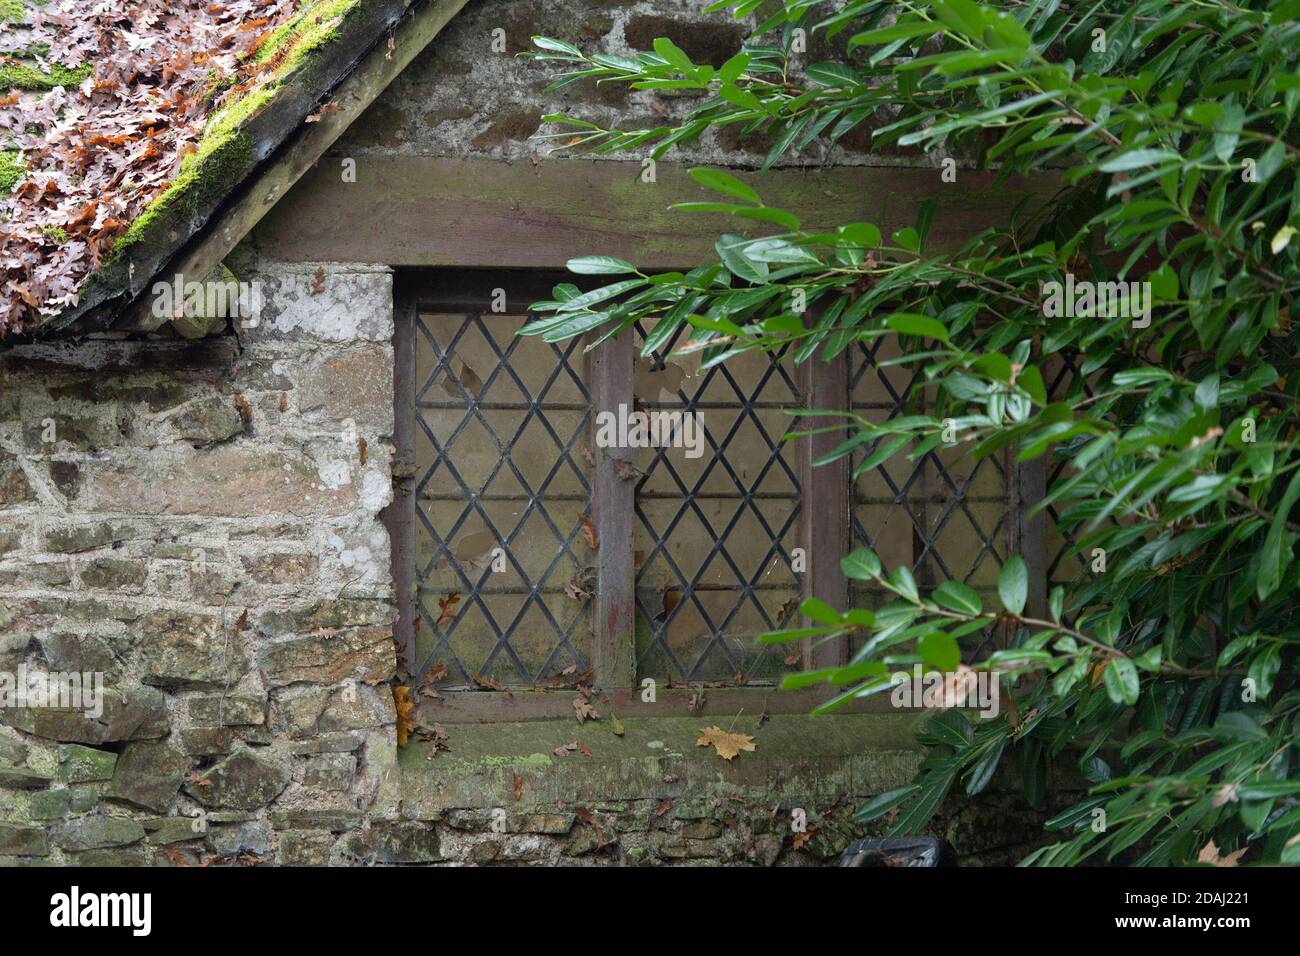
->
[171, 396, 246, 446]
[288, 732, 363, 754]
[303, 753, 356, 791]
[0, 455, 34, 506]
[206, 820, 273, 857]
[80, 556, 147, 590]
[0, 767, 53, 790]
[43, 521, 114, 553]
[139, 611, 248, 688]
[371, 822, 441, 863]
[269, 808, 362, 832]
[3, 685, 168, 743]
[28, 789, 72, 820]
[259, 599, 391, 635]
[277, 829, 333, 866]
[261, 626, 395, 687]
[107, 738, 192, 812]
[81, 445, 358, 518]
[37, 632, 126, 680]
[58, 743, 118, 783]
[143, 816, 206, 845]
[300, 346, 394, 432]
[187, 693, 267, 727]
[0, 824, 49, 856]
[257, 270, 394, 342]
[238, 552, 318, 584]
[55, 815, 146, 851]
[183, 747, 291, 810]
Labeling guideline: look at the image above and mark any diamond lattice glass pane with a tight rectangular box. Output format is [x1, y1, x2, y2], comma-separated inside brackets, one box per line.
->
[849, 338, 1015, 654]
[631, 323, 802, 682]
[412, 312, 591, 687]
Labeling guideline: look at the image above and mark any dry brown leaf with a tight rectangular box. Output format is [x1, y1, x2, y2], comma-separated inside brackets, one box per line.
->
[553, 740, 579, 756]
[696, 726, 757, 761]
[358, 436, 368, 466]
[393, 685, 415, 748]
[1197, 839, 1247, 867]
[436, 592, 461, 627]
[611, 459, 643, 482]
[573, 697, 599, 723]
[472, 674, 502, 691]
[578, 513, 599, 550]
[513, 772, 522, 802]
[792, 827, 821, 850]
[654, 798, 674, 817]
[310, 266, 326, 293]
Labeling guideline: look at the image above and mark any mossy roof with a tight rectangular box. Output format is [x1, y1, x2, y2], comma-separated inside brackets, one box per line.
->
[0, 0, 421, 341]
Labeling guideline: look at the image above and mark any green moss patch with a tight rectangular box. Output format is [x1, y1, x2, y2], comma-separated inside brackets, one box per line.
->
[253, 0, 362, 73]
[110, 130, 255, 263]
[0, 59, 91, 92]
[0, 0, 26, 25]
[0, 149, 23, 191]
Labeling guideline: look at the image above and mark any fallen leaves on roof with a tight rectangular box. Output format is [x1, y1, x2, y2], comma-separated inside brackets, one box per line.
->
[0, 0, 302, 333]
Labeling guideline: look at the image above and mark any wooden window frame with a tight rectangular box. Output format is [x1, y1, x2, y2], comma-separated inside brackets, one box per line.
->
[389, 270, 1041, 722]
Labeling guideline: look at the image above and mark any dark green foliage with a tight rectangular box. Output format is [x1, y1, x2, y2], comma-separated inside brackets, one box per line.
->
[529, 0, 1300, 865]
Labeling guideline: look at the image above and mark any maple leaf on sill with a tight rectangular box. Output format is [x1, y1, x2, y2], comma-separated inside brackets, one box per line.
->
[695, 726, 756, 761]
[572, 697, 599, 723]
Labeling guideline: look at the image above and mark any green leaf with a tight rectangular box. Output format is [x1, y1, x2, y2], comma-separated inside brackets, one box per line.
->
[800, 596, 841, 625]
[965, 737, 1007, 796]
[891, 226, 921, 252]
[1212, 711, 1267, 742]
[567, 256, 638, 275]
[1148, 263, 1179, 301]
[919, 631, 961, 671]
[840, 547, 882, 580]
[852, 785, 920, 822]
[689, 167, 762, 204]
[838, 222, 882, 247]
[1257, 470, 1300, 600]
[1103, 658, 1140, 706]
[885, 313, 950, 342]
[848, 21, 938, 47]
[652, 37, 696, 73]
[933, 581, 983, 615]
[1098, 149, 1181, 172]
[997, 555, 1028, 615]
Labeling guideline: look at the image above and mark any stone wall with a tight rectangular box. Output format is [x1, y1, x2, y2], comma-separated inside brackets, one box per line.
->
[337, 0, 944, 169]
[0, 261, 403, 865]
